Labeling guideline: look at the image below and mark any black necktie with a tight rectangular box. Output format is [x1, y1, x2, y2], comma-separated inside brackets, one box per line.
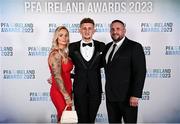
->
[108, 44, 116, 64]
[82, 43, 92, 47]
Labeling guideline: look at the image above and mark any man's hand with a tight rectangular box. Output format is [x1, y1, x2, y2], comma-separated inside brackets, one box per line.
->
[129, 96, 139, 107]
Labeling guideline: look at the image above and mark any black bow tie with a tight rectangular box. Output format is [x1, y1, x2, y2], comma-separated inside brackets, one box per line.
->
[82, 43, 92, 47]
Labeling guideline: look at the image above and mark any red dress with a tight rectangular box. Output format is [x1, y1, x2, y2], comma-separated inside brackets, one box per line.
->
[49, 57, 73, 121]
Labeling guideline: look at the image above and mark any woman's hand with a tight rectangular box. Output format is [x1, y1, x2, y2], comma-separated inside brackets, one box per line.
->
[47, 77, 52, 84]
[65, 96, 72, 107]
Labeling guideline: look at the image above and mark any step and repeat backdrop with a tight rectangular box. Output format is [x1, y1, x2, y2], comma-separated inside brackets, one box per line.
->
[0, 0, 180, 123]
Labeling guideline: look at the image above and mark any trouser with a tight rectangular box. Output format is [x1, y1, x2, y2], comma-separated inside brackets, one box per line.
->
[106, 99, 138, 123]
[74, 94, 101, 123]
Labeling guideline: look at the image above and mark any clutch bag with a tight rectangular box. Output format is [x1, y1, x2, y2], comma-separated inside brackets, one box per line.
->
[60, 105, 78, 123]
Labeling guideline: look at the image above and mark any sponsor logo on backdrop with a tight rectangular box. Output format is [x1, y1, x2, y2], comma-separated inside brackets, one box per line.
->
[3, 69, 35, 79]
[28, 46, 50, 56]
[100, 68, 105, 79]
[48, 23, 109, 33]
[146, 69, 171, 78]
[96, 113, 108, 123]
[50, 111, 108, 123]
[1, 23, 33, 33]
[0, 46, 13, 56]
[30, 92, 50, 101]
[141, 22, 173, 32]
[165, 46, 180, 55]
[101, 92, 105, 100]
[95, 23, 110, 32]
[141, 91, 150, 100]
[49, 23, 79, 33]
[24, 1, 153, 14]
[143, 46, 151, 55]
[51, 114, 58, 123]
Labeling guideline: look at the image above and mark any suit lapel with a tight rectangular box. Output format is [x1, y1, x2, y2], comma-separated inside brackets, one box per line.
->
[73, 40, 101, 69]
[74, 41, 88, 69]
[89, 40, 100, 68]
[104, 42, 113, 66]
[111, 38, 128, 62]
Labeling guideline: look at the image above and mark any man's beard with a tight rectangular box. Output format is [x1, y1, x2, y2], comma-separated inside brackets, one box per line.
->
[111, 35, 123, 42]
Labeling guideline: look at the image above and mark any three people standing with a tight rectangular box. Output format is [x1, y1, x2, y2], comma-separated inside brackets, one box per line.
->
[48, 18, 146, 123]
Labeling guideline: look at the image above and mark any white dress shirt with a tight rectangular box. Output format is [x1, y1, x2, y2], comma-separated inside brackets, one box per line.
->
[106, 37, 125, 63]
[80, 40, 94, 61]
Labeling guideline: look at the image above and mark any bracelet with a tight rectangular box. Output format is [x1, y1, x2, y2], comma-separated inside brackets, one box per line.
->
[64, 95, 70, 100]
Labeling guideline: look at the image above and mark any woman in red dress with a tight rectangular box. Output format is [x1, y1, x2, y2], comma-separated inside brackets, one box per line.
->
[48, 26, 73, 122]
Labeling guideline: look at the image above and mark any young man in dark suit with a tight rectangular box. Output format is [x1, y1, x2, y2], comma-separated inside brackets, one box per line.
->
[103, 20, 146, 123]
[69, 18, 105, 123]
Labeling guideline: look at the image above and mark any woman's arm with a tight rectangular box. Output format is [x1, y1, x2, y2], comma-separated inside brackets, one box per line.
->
[49, 51, 72, 106]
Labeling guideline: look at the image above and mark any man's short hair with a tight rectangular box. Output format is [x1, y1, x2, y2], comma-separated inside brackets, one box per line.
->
[111, 20, 126, 27]
[80, 18, 95, 27]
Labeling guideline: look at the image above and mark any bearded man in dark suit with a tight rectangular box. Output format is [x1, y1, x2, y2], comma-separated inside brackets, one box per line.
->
[103, 19, 146, 123]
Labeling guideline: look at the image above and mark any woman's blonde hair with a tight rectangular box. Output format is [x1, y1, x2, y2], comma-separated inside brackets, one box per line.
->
[51, 26, 69, 53]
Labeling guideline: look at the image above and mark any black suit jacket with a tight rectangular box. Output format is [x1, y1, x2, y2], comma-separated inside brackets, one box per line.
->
[69, 40, 105, 99]
[103, 37, 146, 102]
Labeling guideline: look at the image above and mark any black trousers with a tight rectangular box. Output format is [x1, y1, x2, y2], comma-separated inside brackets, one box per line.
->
[106, 99, 138, 123]
[74, 94, 101, 123]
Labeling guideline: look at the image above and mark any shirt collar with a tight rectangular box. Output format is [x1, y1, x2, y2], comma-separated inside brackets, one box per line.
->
[81, 39, 94, 46]
[113, 36, 125, 47]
